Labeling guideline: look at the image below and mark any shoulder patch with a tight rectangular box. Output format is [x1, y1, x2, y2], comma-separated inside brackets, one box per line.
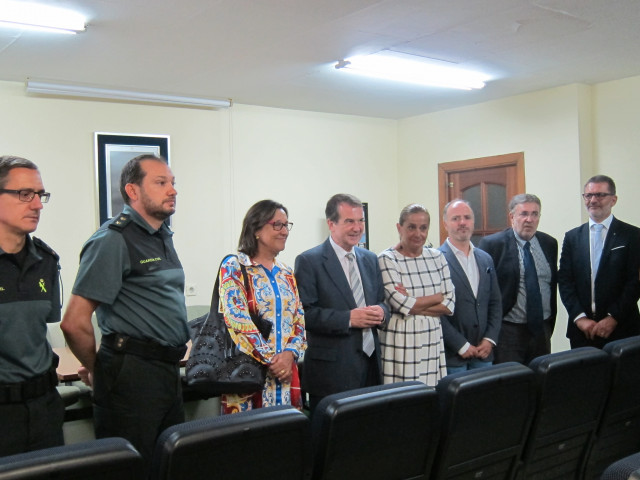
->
[108, 213, 133, 232]
[32, 236, 60, 260]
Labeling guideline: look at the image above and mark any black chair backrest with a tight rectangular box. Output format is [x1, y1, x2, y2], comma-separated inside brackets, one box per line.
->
[311, 381, 439, 480]
[150, 405, 311, 480]
[0, 437, 143, 480]
[600, 452, 640, 480]
[431, 363, 537, 480]
[521, 347, 610, 479]
[583, 336, 640, 480]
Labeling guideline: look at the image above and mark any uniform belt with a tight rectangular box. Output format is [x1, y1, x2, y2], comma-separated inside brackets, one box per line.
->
[0, 364, 58, 404]
[101, 333, 187, 364]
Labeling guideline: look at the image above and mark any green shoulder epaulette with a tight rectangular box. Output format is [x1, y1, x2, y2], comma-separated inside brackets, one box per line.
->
[108, 213, 133, 232]
[32, 236, 60, 260]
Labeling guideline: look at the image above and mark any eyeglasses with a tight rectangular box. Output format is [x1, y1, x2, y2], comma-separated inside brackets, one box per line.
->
[516, 211, 540, 219]
[582, 193, 613, 200]
[267, 221, 293, 231]
[0, 189, 50, 203]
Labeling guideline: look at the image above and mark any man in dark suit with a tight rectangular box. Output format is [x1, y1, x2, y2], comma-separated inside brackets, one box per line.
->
[558, 175, 640, 349]
[478, 194, 558, 364]
[439, 199, 502, 374]
[294, 193, 389, 413]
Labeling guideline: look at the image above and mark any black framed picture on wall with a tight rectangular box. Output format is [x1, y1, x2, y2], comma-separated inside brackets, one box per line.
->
[94, 133, 169, 226]
[358, 201, 369, 250]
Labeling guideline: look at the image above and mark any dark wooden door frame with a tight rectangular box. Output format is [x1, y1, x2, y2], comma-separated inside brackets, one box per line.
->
[437, 152, 526, 245]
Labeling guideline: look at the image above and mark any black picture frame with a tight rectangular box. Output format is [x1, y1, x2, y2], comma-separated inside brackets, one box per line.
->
[95, 133, 169, 226]
[358, 202, 370, 250]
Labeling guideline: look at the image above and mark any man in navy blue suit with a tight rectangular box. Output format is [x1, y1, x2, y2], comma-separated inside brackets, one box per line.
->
[558, 175, 640, 348]
[439, 199, 502, 374]
[478, 194, 557, 364]
[295, 194, 389, 413]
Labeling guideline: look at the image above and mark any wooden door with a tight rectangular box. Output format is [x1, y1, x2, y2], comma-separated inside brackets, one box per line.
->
[438, 153, 525, 245]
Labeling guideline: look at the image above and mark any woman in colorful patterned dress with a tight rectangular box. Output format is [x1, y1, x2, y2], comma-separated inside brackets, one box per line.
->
[378, 203, 455, 386]
[219, 200, 306, 413]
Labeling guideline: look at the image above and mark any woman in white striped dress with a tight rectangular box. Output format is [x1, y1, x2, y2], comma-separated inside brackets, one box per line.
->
[378, 204, 455, 386]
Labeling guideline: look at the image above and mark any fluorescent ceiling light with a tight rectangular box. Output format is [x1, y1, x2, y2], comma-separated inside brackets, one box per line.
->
[335, 51, 487, 90]
[0, 0, 85, 34]
[26, 80, 231, 109]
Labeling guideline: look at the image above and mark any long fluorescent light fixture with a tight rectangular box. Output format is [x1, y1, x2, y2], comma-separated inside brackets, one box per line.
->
[335, 51, 487, 90]
[26, 80, 232, 109]
[0, 1, 86, 34]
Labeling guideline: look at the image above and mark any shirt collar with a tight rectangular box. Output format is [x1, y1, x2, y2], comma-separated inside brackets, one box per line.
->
[329, 235, 353, 259]
[0, 235, 35, 257]
[122, 205, 172, 236]
[589, 214, 614, 230]
[446, 237, 474, 257]
[513, 230, 535, 247]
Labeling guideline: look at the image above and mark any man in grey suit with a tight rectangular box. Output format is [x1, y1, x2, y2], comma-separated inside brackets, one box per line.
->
[294, 193, 389, 413]
[478, 194, 558, 364]
[439, 199, 502, 374]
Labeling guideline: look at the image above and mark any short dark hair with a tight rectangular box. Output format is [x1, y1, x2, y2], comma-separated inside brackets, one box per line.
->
[119, 154, 166, 204]
[509, 193, 541, 213]
[238, 200, 288, 257]
[325, 193, 362, 223]
[585, 175, 616, 195]
[443, 198, 472, 220]
[398, 203, 429, 225]
[0, 156, 38, 189]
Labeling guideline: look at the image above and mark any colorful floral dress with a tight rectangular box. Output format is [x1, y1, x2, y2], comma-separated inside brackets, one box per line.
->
[219, 253, 306, 413]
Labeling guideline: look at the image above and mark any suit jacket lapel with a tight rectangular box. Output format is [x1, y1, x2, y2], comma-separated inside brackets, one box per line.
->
[578, 223, 592, 279]
[598, 217, 619, 275]
[322, 239, 356, 307]
[441, 243, 475, 298]
[473, 250, 491, 300]
[505, 229, 521, 281]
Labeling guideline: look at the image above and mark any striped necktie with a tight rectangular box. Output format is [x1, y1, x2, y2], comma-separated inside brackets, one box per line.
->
[346, 253, 375, 356]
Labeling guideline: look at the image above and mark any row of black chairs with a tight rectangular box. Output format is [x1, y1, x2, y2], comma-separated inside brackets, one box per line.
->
[1, 336, 639, 480]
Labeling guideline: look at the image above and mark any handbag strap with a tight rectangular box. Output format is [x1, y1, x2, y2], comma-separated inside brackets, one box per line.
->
[213, 254, 271, 339]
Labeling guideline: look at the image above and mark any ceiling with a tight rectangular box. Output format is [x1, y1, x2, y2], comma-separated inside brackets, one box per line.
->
[1, 0, 639, 119]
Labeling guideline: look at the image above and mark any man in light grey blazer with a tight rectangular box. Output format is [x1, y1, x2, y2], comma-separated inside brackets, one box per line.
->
[294, 193, 389, 414]
[439, 199, 502, 374]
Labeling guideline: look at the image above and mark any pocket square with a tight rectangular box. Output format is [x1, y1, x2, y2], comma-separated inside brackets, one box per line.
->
[610, 245, 626, 251]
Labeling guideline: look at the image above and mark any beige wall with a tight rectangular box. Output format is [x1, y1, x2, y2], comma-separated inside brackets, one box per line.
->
[2, 75, 638, 354]
[397, 79, 640, 352]
[592, 75, 640, 224]
[398, 84, 592, 352]
[0, 81, 398, 308]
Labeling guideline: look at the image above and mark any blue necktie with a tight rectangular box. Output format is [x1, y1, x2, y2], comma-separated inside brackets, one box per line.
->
[523, 241, 543, 335]
[592, 223, 605, 276]
[346, 253, 375, 356]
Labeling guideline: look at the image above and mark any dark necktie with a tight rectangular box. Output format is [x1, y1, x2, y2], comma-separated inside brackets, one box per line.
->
[523, 241, 543, 335]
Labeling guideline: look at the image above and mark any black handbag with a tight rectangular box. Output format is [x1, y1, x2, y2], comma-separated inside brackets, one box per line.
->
[185, 255, 271, 396]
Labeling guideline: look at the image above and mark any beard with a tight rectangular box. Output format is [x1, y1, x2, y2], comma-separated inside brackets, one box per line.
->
[141, 195, 175, 221]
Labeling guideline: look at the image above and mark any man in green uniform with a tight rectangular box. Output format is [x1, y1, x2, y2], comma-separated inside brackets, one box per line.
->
[62, 155, 188, 471]
[0, 155, 63, 457]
